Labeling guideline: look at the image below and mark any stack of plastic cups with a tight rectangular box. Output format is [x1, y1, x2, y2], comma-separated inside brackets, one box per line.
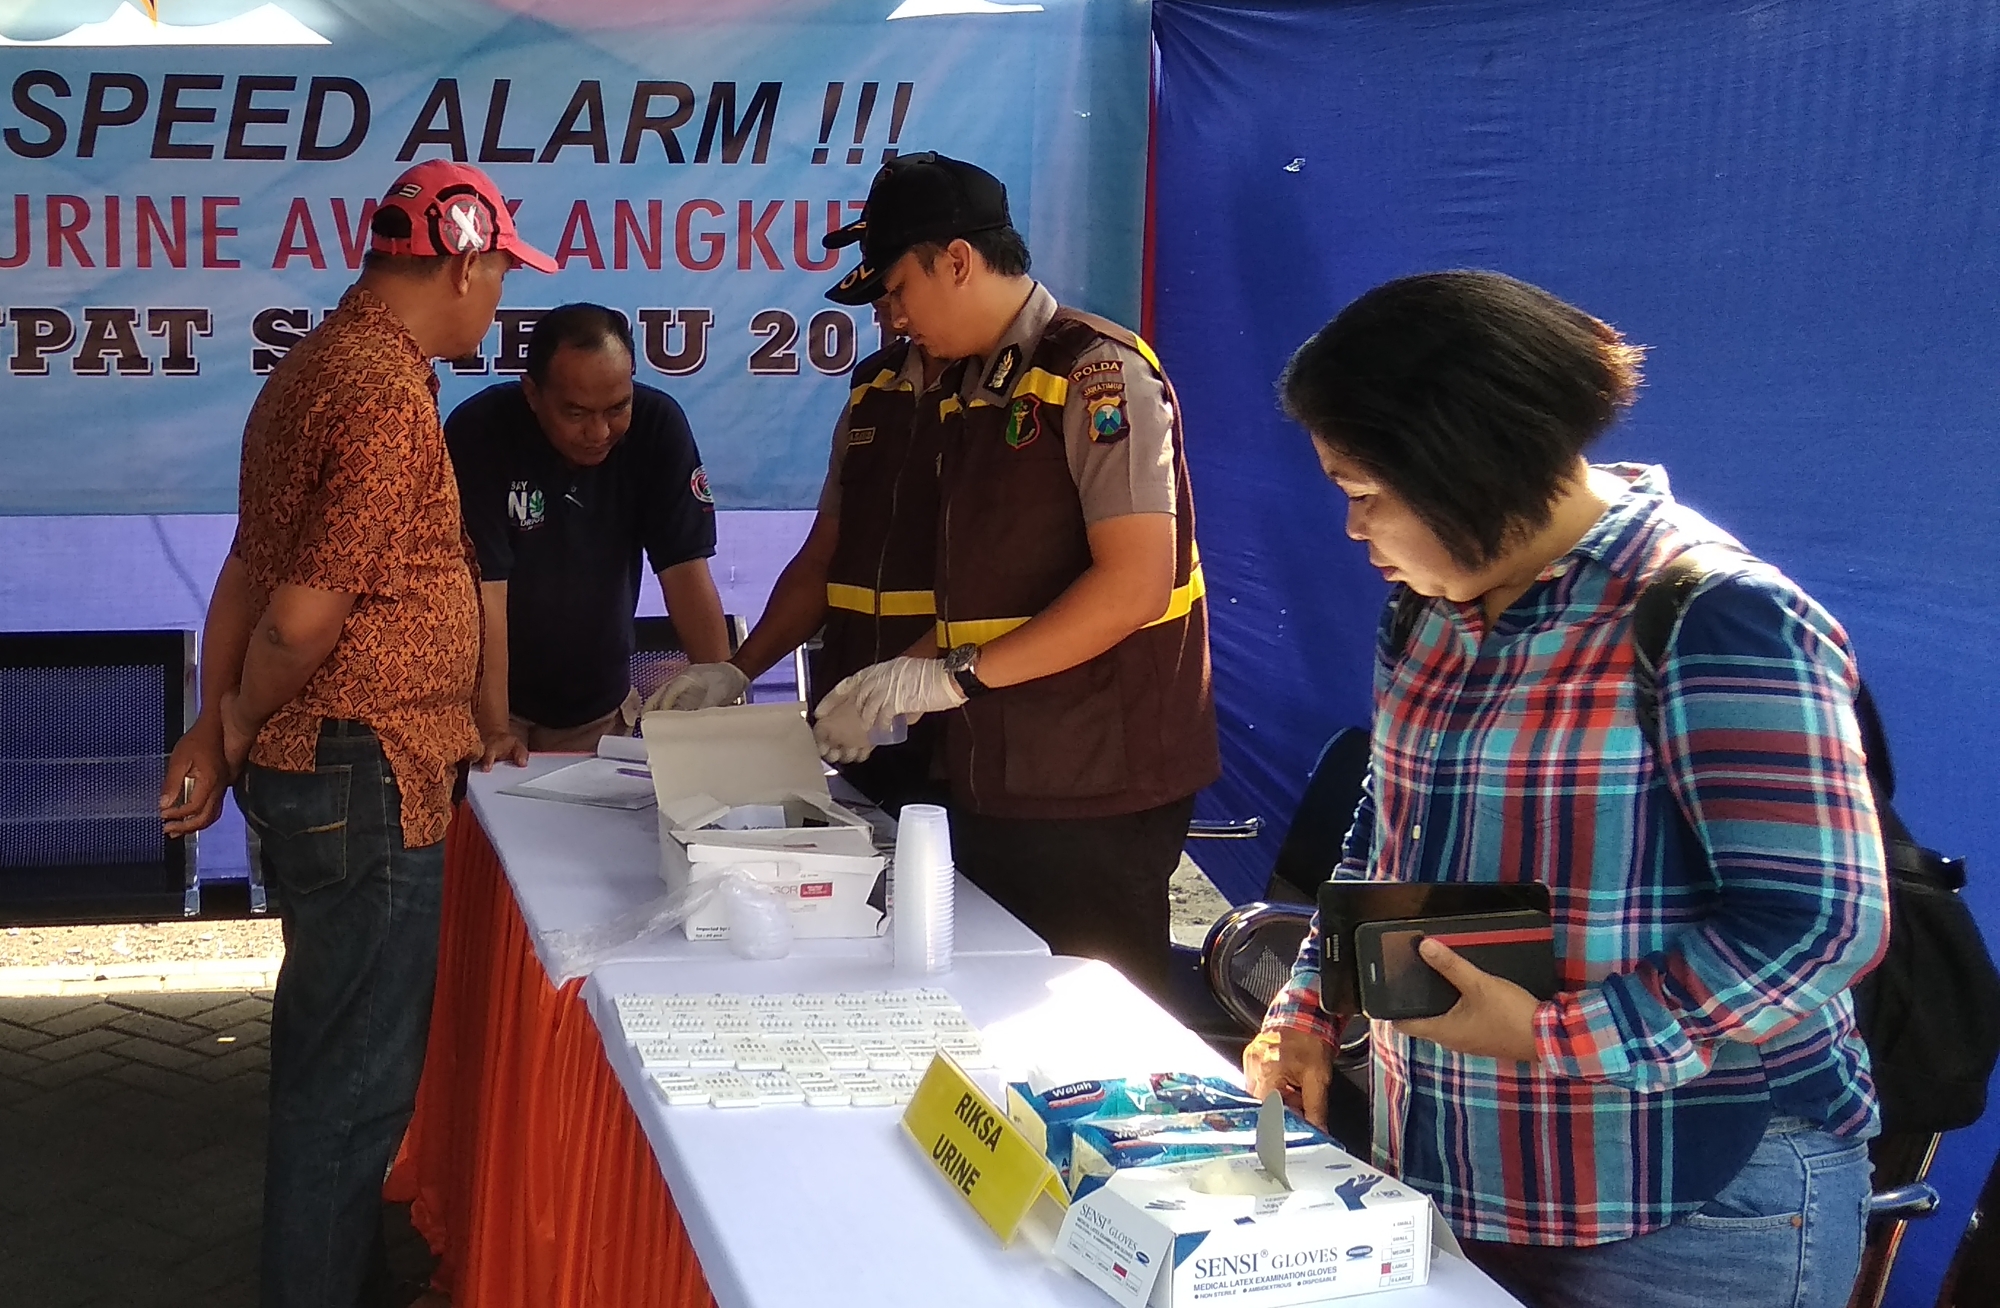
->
[892, 803, 955, 974]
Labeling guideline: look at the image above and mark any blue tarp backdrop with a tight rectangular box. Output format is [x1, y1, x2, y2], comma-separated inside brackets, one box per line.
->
[0, 0, 1150, 513]
[1151, 2, 2000, 1303]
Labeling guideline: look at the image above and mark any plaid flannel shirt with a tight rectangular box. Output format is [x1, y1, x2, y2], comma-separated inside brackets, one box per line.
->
[1265, 464, 1888, 1245]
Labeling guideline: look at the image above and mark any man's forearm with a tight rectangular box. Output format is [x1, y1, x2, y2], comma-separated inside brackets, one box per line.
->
[232, 585, 355, 730]
[972, 566, 1158, 688]
[730, 551, 831, 680]
[658, 560, 732, 664]
[477, 580, 511, 734]
[198, 553, 258, 716]
[236, 624, 341, 727]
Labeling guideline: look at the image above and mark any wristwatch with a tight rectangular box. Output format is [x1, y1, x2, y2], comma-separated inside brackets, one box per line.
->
[942, 643, 991, 698]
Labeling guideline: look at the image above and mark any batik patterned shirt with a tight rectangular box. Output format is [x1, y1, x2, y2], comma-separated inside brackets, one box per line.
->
[1263, 463, 1888, 1245]
[232, 286, 482, 847]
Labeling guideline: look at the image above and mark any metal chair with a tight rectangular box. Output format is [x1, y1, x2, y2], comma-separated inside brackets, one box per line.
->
[0, 630, 199, 925]
[628, 613, 755, 708]
[1934, 1141, 2000, 1307]
[1849, 1131, 1943, 1308]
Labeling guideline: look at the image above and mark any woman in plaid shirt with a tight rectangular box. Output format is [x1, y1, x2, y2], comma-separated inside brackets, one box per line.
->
[1245, 272, 1888, 1308]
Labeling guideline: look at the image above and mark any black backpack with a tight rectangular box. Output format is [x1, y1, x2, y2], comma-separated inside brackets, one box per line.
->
[1389, 548, 2000, 1135]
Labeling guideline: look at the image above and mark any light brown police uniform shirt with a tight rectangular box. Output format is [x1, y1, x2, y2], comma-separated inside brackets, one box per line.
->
[819, 285, 1175, 521]
[959, 283, 1177, 521]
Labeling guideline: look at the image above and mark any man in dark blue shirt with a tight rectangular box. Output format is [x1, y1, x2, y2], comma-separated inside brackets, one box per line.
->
[446, 303, 729, 763]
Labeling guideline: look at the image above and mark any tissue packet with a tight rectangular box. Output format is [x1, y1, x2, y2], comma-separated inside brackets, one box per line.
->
[1069, 1107, 1333, 1200]
[1005, 1074, 1269, 1189]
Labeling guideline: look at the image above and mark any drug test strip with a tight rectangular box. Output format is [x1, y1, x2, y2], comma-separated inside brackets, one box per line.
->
[684, 1040, 735, 1068]
[635, 1038, 691, 1070]
[704, 1080, 764, 1104]
[652, 1072, 708, 1106]
[793, 1072, 851, 1107]
[812, 1038, 870, 1071]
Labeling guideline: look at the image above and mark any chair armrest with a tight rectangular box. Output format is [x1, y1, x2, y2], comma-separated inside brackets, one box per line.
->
[1187, 817, 1263, 840]
[1868, 1184, 1939, 1222]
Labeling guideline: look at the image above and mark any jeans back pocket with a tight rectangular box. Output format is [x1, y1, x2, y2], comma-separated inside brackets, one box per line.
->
[238, 764, 353, 897]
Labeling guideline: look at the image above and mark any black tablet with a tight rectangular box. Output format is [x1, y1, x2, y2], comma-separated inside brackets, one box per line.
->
[1315, 879, 1553, 1017]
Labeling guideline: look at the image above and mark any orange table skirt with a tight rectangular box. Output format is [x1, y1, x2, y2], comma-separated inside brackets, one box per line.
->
[385, 808, 719, 1308]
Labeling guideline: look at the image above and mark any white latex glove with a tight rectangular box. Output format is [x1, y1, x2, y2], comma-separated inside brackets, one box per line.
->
[812, 680, 878, 764]
[812, 657, 967, 763]
[645, 661, 750, 712]
[844, 656, 967, 730]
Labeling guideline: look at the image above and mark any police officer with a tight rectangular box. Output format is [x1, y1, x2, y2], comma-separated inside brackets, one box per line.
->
[811, 153, 1220, 999]
[447, 304, 731, 762]
[653, 267, 954, 815]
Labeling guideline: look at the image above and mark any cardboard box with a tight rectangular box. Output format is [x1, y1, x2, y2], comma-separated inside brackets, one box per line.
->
[656, 818, 887, 939]
[1055, 1144, 1442, 1308]
[642, 704, 886, 940]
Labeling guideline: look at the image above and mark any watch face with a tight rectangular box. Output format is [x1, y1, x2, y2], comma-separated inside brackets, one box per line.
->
[945, 643, 977, 673]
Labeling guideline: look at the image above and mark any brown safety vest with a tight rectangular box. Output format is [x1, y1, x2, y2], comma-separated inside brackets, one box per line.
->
[812, 341, 951, 698]
[935, 308, 1220, 819]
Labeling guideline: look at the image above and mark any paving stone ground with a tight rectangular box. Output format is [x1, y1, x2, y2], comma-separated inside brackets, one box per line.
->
[0, 988, 433, 1308]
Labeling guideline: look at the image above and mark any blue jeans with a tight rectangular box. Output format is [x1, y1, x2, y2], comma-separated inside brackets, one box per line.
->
[1465, 1116, 1872, 1308]
[237, 722, 445, 1308]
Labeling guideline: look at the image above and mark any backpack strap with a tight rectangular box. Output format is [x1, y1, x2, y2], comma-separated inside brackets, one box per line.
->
[1631, 543, 1744, 742]
[1630, 544, 1958, 890]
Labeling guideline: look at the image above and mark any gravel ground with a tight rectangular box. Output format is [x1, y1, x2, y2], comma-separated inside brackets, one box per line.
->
[0, 917, 284, 970]
[1169, 854, 1233, 947]
[0, 855, 1232, 969]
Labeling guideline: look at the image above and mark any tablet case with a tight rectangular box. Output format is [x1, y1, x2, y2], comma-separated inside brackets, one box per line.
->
[1354, 910, 1557, 1021]
[1315, 880, 1553, 1017]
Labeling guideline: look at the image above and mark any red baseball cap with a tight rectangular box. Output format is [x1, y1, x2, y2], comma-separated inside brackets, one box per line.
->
[370, 159, 556, 273]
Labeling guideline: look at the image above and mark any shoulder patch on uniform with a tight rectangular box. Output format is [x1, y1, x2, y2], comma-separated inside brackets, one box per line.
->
[1070, 357, 1123, 385]
[984, 344, 1021, 395]
[847, 426, 875, 448]
[1083, 382, 1129, 445]
[690, 466, 714, 504]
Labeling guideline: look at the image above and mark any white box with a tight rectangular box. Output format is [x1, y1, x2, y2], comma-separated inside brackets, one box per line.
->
[642, 702, 877, 857]
[1056, 1144, 1445, 1308]
[643, 703, 887, 940]
[655, 818, 887, 940]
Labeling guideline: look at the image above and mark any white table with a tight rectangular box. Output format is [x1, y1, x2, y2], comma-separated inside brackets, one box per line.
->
[465, 754, 1051, 977]
[584, 953, 1523, 1308]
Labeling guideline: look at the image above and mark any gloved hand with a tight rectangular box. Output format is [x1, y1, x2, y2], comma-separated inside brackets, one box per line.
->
[811, 682, 878, 765]
[645, 661, 750, 712]
[812, 657, 967, 763]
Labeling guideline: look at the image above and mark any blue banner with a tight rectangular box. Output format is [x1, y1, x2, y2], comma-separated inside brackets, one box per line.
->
[0, 0, 1150, 513]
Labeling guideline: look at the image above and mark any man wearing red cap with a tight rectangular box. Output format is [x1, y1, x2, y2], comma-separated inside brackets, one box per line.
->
[160, 160, 553, 1308]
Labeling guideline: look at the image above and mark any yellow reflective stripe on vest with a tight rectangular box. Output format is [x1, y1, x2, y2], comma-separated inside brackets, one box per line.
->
[827, 583, 936, 617]
[1013, 368, 1068, 407]
[1144, 560, 1206, 628]
[935, 563, 1206, 648]
[935, 616, 1032, 646]
[848, 367, 904, 410]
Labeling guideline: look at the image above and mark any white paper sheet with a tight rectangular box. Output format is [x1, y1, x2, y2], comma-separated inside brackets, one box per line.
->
[500, 757, 658, 810]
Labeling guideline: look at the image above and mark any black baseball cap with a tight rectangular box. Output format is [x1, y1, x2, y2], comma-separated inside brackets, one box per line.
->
[823, 151, 1012, 305]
